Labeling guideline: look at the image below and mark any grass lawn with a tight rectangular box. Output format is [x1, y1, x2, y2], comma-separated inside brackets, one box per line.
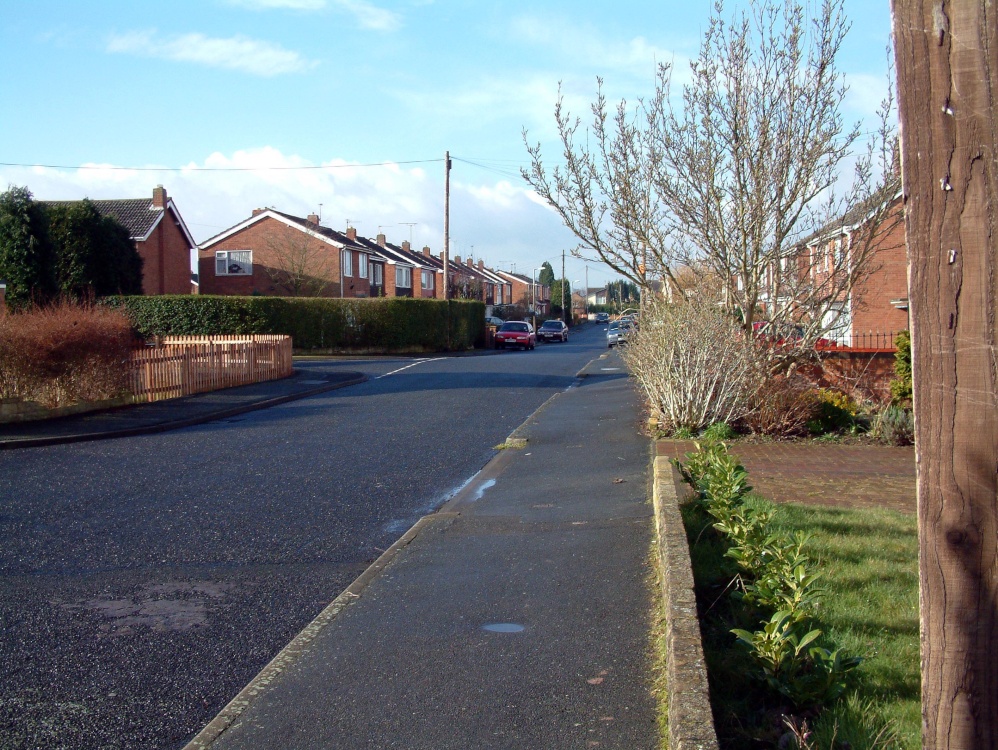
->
[683, 496, 920, 749]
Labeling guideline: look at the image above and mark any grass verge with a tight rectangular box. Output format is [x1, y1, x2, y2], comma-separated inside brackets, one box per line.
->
[683, 496, 919, 748]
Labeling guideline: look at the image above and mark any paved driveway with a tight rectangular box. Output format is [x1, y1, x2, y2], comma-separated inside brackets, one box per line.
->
[658, 441, 917, 514]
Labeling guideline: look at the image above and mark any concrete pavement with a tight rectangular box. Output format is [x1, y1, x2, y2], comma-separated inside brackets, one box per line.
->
[0, 369, 366, 449]
[184, 350, 660, 750]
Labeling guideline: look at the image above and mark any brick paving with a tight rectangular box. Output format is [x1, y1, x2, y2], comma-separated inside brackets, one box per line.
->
[657, 440, 917, 514]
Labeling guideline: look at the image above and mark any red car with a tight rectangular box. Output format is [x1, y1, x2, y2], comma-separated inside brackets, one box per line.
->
[538, 320, 569, 342]
[495, 321, 536, 350]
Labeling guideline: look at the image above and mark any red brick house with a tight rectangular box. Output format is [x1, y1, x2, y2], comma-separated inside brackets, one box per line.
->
[805, 194, 907, 346]
[198, 210, 380, 297]
[757, 193, 907, 348]
[47, 185, 195, 295]
[497, 271, 550, 315]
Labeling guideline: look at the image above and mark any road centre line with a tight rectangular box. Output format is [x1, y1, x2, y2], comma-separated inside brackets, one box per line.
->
[376, 358, 446, 379]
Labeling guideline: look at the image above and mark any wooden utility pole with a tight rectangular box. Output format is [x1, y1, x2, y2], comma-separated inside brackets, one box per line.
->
[443, 151, 451, 301]
[891, 2, 998, 747]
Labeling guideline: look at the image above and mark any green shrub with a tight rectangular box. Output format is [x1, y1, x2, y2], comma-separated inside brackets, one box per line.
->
[702, 421, 736, 441]
[890, 331, 912, 406]
[871, 405, 914, 446]
[808, 388, 859, 435]
[676, 441, 861, 711]
[103, 295, 485, 351]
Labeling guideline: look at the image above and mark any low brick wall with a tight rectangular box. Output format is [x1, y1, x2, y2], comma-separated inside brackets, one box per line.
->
[803, 350, 896, 402]
[653, 455, 719, 750]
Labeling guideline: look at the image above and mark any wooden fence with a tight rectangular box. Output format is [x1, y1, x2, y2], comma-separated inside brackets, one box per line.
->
[129, 335, 293, 403]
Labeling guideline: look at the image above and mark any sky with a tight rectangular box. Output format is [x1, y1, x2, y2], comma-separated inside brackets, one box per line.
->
[0, 0, 895, 290]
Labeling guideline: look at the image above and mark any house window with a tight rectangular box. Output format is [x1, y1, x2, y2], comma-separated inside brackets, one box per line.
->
[342, 250, 353, 277]
[373, 264, 383, 285]
[396, 266, 412, 288]
[421, 269, 434, 290]
[215, 250, 252, 275]
[358, 253, 369, 280]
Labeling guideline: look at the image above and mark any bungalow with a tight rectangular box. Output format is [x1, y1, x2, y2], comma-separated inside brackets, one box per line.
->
[46, 185, 196, 295]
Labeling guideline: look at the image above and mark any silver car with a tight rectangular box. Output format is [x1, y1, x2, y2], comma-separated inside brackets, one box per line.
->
[607, 320, 633, 348]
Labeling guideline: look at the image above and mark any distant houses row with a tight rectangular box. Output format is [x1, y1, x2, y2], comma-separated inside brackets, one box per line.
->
[67, 185, 550, 315]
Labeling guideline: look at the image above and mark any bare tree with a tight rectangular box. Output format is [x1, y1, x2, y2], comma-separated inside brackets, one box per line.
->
[523, 0, 901, 346]
[263, 224, 335, 297]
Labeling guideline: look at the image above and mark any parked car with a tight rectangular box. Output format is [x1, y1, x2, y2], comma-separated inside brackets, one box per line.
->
[595, 312, 610, 324]
[607, 320, 633, 348]
[485, 316, 505, 328]
[495, 321, 536, 350]
[538, 319, 569, 343]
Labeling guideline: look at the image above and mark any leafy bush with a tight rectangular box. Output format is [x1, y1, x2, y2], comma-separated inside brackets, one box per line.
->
[871, 405, 914, 446]
[890, 330, 912, 406]
[676, 441, 861, 711]
[103, 295, 485, 351]
[741, 374, 821, 437]
[808, 388, 860, 435]
[702, 421, 736, 441]
[0, 299, 135, 407]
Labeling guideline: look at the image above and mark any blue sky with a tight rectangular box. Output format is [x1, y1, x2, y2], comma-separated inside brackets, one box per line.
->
[0, 0, 895, 288]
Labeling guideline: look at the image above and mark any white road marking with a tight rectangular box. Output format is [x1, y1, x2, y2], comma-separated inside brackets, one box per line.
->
[376, 358, 446, 379]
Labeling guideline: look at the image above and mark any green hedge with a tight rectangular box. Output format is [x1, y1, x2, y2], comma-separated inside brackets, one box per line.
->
[102, 295, 486, 352]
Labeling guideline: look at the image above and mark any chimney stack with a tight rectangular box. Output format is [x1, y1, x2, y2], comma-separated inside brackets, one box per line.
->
[152, 185, 167, 209]
[466, 257, 474, 267]
[401, 241, 411, 252]
[423, 246, 432, 258]
[454, 256, 462, 265]
[377, 233, 386, 247]
[252, 208, 266, 217]
[347, 227, 357, 241]
[478, 260, 484, 270]
[307, 213, 320, 225]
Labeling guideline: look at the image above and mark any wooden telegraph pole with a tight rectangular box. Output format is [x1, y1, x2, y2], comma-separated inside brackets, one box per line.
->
[443, 151, 451, 301]
[891, 2, 998, 747]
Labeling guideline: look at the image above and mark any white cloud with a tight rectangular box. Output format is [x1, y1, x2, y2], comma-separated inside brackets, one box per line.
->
[329, 0, 401, 32]
[106, 30, 317, 76]
[508, 15, 680, 80]
[0, 146, 598, 283]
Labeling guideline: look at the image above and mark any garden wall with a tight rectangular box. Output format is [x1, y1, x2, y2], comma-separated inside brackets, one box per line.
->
[805, 350, 896, 402]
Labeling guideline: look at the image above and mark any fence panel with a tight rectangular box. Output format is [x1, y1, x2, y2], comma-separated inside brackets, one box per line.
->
[129, 335, 293, 403]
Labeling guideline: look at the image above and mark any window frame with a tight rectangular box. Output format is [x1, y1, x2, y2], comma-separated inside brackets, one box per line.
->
[396, 265, 412, 288]
[358, 253, 369, 280]
[342, 249, 353, 278]
[215, 250, 252, 276]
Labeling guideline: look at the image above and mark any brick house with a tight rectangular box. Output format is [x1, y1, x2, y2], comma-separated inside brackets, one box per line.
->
[198, 210, 382, 297]
[497, 271, 550, 315]
[46, 185, 196, 295]
[757, 193, 908, 348]
[805, 194, 907, 347]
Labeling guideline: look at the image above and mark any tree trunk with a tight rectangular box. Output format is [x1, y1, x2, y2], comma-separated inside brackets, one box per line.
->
[891, 1, 998, 747]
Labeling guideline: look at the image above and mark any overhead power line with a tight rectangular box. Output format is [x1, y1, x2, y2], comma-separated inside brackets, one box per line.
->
[0, 158, 444, 173]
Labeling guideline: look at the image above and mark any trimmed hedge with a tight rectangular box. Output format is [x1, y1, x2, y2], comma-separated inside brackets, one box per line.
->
[102, 295, 486, 352]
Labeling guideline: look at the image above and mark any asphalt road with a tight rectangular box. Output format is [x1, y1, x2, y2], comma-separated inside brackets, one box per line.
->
[0, 325, 610, 749]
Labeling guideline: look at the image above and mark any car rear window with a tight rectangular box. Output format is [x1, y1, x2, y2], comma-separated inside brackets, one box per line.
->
[501, 322, 529, 332]
[541, 322, 561, 329]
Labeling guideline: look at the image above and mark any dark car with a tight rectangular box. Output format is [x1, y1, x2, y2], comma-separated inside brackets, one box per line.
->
[538, 320, 569, 343]
[595, 312, 610, 323]
[495, 321, 536, 350]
